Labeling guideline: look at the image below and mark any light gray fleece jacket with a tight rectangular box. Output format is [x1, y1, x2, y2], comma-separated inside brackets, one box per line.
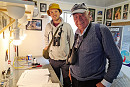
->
[44, 18, 74, 60]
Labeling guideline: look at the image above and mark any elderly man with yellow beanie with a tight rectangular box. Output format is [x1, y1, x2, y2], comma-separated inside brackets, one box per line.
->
[43, 3, 74, 87]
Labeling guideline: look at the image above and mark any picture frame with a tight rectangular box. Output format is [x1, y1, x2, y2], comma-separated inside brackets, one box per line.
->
[106, 8, 113, 20]
[109, 27, 123, 49]
[40, 3, 47, 12]
[123, 4, 129, 12]
[106, 21, 112, 26]
[97, 17, 102, 22]
[97, 11, 102, 15]
[113, 6, 121, 20]
[97, 22, 102, 24]
[26, 19, 42, 31]
[123, 12, 128, 20]
[88, 8, 95, 22]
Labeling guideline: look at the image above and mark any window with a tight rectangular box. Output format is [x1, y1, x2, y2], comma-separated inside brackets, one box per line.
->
[62, 11, 77, 33]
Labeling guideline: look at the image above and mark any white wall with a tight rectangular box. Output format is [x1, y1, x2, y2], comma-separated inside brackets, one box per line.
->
[18, 17, 49, 56]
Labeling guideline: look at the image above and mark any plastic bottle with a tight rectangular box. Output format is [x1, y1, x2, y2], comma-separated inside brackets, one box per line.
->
[33, 58, 37, 64]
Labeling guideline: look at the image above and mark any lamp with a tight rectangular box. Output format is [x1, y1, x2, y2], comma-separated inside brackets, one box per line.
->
[18, 14, 28, 40]
[7, 5, 25, 19]
[7, 5, 25, 45]
[18, 14, 28, 25]
[12, 20, 22, 45]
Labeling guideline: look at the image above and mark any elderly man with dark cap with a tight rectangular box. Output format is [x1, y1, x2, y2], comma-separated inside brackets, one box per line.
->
[67, 3, 122, 87]
[43, 3, 74, 87]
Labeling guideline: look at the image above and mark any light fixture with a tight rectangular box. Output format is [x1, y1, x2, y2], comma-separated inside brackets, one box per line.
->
[18, 14, 28, 40]
[20, 29, 27, 40]
[7, 5, 25, 45]
[12, 19, 22, 45]
[7, 5, 25, 19]
[18, 14, 28, 25]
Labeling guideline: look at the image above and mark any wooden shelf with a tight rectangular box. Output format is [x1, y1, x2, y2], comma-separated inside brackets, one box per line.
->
[111, 21, 130, 26]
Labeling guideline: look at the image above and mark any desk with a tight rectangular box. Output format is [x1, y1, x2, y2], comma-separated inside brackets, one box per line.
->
[43, 64, 63, 87]
[10, 59, 63, 87]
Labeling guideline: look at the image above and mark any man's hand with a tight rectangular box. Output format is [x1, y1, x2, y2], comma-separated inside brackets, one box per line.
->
[96, 82, 105, 87]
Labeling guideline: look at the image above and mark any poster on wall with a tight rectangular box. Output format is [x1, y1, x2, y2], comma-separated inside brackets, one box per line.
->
[88, 8, 95, 22]
[121, 26, 130, 67]
[109, 27, 123, 50]
[113, 6, 122, 20]
[106, 8, 113, 20]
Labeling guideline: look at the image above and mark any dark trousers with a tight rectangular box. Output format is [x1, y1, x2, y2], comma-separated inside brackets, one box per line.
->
[49, 59, 71, 87]
[71, 76, 102, 87]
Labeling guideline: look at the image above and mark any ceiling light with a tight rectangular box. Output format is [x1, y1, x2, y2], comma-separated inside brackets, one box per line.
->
[7, 5, 25, 45]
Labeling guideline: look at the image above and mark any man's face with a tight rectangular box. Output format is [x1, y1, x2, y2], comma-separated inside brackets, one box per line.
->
[73, 12, 89, 31]
[49, 9, 61, 21]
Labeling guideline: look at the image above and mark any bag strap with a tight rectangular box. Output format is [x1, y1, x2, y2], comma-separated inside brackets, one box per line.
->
[74, 23, 102, 51]
[74, 22, 92, 51]
[95, 24, 102, 43]
[47, 24, 63, 50]
[95, 24, 105, 53]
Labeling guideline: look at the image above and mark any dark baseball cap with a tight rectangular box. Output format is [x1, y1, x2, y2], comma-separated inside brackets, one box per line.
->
[71, 3, 88, 15]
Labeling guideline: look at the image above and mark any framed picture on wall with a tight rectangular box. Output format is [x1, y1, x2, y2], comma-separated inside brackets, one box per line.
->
[26, 19, 42, 31]
[106, 21, 111, 26]
[97, 22, 102, 24]
[123, 4, 129, 12]
[109, 27, 123, 49]
[97, 17, 102, 22]
[106, 8, 113, 20]
[40, 3, 47, 12]
[123, 12, 128, 20]
[113, 6, 121, 20]
[97, 11, 102, 15]
[88, 8, 95, 22]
